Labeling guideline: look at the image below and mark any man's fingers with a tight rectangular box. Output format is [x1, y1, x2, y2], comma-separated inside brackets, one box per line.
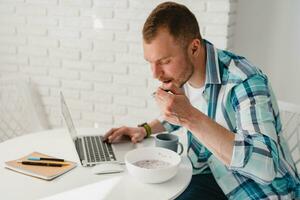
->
[155, 87, 172, 102]
[108, 127, 128, 142]
[131, 135, 143, 144]
[103, 128, 117, 141]
[104, 127, 145, 144]
[131, 137, 137, 144]
[161, 83, 183, 95]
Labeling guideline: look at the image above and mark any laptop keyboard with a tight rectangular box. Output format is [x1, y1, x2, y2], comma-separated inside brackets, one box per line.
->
[80, 136, 116, 163]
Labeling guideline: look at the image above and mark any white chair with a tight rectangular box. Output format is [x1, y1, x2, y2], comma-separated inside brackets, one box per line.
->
[0, 78, 48, 142]
[278, 100, 300, 174]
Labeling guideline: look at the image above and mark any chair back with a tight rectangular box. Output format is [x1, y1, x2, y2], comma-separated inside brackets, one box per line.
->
[278, 100, 300, 174]
[0, 78, 48, 142]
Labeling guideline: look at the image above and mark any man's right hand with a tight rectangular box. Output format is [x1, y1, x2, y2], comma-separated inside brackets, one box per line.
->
[103, 126, 147, 144]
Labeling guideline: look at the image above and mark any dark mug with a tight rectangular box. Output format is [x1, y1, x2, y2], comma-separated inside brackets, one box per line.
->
[155, 133, 183, 155]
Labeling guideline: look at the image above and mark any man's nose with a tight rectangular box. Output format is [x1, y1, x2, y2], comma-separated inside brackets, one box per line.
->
[151, 63, 162, 79]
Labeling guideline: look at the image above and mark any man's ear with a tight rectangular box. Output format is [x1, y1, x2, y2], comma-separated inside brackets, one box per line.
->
[192, 46, 197, 54]
[190, 39, 201, 56]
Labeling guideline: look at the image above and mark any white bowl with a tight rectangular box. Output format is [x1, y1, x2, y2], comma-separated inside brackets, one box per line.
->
[125, 147, 181, 183]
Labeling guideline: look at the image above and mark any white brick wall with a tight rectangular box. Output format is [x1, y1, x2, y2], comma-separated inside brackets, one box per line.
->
[0, 0, 237, 130]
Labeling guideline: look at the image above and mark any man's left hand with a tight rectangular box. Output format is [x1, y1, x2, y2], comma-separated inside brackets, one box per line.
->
[154, 83, 195, 126]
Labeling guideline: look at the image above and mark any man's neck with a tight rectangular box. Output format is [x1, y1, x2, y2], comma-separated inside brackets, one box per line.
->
[188, 44, 206, 88]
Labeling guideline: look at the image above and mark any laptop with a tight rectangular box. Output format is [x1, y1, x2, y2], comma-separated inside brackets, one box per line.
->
[60, 91, 135, 167]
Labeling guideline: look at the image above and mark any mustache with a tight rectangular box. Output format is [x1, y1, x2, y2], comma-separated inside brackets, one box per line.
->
[158, 76, 172, 82]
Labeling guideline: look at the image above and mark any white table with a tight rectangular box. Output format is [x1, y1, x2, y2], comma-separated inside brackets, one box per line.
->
[0, 128, 192, 200]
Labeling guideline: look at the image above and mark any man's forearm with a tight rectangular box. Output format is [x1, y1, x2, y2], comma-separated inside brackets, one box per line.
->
[183, 107, 234, 166]
[148, 119, 166, 135]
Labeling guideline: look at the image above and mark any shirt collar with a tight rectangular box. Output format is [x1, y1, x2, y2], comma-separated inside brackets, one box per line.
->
[203, 39, 222, 85]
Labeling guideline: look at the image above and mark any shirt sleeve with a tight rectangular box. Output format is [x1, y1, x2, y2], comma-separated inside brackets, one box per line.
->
[157, 116, 181, 133]
[228, 74, 280, 185]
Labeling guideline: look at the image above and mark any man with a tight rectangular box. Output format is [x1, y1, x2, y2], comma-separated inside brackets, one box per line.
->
[104, 2, 300, 199]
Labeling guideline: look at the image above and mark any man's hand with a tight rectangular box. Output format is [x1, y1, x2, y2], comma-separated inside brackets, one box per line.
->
[154, 83, 195, 127]
[103, 126, 147, 144]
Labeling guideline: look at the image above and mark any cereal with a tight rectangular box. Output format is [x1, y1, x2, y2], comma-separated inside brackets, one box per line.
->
[133, 159, 171, 169]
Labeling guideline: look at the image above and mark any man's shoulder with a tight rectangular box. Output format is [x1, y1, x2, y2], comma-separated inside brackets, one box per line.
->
[217, 49, 266, 84]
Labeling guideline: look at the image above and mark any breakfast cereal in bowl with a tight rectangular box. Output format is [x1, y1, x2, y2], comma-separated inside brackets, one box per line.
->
[125, 147, 181, 183]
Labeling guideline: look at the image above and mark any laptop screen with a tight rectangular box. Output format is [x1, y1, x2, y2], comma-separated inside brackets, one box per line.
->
[60, 91, 77, 141]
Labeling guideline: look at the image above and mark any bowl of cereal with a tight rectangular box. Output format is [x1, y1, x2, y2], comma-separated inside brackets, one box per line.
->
[125, 147, 181, 183]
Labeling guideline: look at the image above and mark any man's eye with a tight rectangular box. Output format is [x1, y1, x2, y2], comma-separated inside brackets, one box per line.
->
[162, 60, 170, 64]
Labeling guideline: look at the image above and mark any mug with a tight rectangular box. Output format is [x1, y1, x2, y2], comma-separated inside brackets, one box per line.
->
[155, 133, 183, 155]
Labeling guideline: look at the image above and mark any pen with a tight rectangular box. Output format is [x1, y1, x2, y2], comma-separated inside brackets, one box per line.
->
[19, 161, 69, 167]
[28, 157, 65, 162]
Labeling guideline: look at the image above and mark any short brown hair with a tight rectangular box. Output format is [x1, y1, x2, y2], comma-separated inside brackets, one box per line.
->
[142, 1, 202, 47]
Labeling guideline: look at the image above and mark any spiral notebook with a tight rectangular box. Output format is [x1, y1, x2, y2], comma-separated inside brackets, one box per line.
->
[5, 152, 77, 180]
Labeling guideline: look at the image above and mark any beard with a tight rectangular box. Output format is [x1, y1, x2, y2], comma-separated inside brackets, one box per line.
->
[159, 55, 194, 88]
[177, 57, 194, 88]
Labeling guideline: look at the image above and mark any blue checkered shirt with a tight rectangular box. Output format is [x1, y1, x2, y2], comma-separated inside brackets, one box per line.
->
[160, 40, 300, 199]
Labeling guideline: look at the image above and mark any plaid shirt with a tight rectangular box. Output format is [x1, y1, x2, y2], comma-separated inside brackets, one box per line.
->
[160, 40, 300, 199]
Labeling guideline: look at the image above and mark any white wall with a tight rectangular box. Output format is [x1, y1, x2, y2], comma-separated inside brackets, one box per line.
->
[0, 0, 237, 130]
[233, 0, 300, 105]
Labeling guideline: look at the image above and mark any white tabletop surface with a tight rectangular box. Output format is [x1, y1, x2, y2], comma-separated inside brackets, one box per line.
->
[0, 128, 192, 200]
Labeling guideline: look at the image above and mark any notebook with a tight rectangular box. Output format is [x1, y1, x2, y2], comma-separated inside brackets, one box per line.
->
[5, 152, 77, 180]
